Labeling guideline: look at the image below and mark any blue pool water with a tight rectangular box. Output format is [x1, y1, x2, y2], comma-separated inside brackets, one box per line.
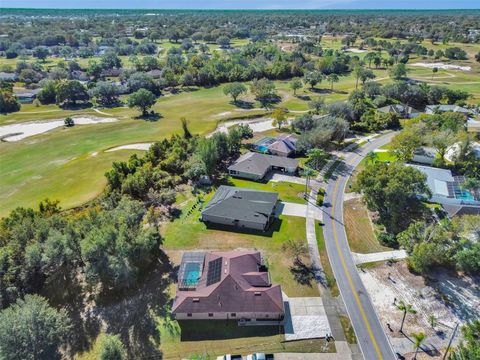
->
[257, 145, 269, 153]
[183, 263, 201, 286]
[455, 189, 475, 201]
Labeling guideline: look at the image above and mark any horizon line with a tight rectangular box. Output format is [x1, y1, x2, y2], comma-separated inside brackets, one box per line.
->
[1, 7, 480, 10]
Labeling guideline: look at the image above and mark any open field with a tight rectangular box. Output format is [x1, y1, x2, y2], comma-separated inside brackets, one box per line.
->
[344, 198, 392, 254]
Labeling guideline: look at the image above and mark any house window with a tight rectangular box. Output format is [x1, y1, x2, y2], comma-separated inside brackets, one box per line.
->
[193, 298, 200, 303]
[187, 313, 192, 317]
[208, 313, 214, 317]
[231, 313, 236, 317]
[254, 292, 261, 296]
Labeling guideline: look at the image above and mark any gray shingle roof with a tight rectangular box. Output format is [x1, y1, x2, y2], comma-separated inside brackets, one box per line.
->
[202, 185, 278, 224]
[228, 152, 299, 176]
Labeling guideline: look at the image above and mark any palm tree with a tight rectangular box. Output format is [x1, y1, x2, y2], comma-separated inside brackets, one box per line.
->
[411, 331, 426, 359]
[428, 314, 437, 331]
[301, 166, 316, 197]
[396, 300, 417, 333]
[327, 73, 339, 91]
[432, 67, 438, 80]
[365, 151, 378, 164]
[307, 148, 328, 171]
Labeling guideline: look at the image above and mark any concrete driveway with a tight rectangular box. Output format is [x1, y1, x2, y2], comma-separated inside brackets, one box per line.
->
[283, 295, 331, 341]
[277, 201, 323, 221]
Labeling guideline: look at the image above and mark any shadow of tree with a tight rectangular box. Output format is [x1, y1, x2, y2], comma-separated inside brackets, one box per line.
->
[290, 258, 315, 286]
[233, 100, 254, 109]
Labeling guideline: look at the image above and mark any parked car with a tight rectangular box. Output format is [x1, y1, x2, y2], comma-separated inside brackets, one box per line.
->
[246, 353, 274, 360]
[216, 355, 242, 360]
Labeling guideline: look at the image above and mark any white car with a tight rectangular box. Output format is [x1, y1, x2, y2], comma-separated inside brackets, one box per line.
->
[216, 355, 242, 360]
[247, 353, 273, 360]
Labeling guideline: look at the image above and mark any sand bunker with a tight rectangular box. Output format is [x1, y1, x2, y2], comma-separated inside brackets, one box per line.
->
[346, 48, 366, 53]
[411, 62, 471, 71]
[0, 116, 118, 142]
[212, 117, 290, 137]
[106, 143, 153, 152]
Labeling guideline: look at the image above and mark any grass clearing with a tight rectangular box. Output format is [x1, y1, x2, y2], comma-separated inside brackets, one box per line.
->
[344, 198, 391, 254]
[339, 315, 357, 344]
[315, 221, 339, 297]
[228, 177, 307, 204]
[162, 190, 318, 297]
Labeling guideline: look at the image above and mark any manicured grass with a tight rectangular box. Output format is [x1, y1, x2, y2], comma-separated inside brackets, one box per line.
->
[315, 221, 339, 297]
[158, 318, 334, 359]
[343, 198, 391, 254]
[339, 315, 357, 344]
[162, 191, 318, 297]
[228, 178, 307, 205]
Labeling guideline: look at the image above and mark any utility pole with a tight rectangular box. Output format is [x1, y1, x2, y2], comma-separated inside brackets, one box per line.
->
[442, 322, 459, 360]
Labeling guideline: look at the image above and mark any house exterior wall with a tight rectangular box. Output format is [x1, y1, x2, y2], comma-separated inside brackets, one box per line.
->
[228, 169, 264, 181]
[201, 213, 268, 231]
[174, 311, 284, 321]
[412, 154, 435, 165]
[269, 149, 291, 157]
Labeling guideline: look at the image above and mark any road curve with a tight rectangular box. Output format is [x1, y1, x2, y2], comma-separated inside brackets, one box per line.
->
[321, 132, 397, 360]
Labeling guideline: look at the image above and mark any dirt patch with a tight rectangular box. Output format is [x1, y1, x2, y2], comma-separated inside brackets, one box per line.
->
[359, 261, 480, 338]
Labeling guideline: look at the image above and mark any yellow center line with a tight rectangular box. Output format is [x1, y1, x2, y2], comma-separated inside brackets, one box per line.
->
[330, 168, 384, 360]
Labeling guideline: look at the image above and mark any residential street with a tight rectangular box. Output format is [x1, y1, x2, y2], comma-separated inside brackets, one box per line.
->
[320, 132, 398, 360]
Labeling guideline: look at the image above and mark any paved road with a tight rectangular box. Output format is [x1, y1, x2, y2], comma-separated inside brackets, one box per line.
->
[321, 132, 397, 360]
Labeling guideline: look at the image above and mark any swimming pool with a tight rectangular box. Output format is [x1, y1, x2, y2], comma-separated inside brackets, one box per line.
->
[455, 189, 475, 201]
[182, 262, 201, 286]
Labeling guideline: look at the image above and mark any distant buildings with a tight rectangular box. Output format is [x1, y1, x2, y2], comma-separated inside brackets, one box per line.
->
[412, 147, 438, 166]
[425, 105, 471, 116]
[228, 152, 299, 181]
[201, 186, 278, 231]
[172, 251, 284, 322]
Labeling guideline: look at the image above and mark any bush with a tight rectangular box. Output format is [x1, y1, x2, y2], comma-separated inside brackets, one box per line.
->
[378, 232, 398, 248]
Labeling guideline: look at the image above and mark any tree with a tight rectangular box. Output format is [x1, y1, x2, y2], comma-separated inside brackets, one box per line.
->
[250, 78, 278, 109]
[353, 65, 364, 89]
[0, 90, 20, 113]
[99, 334, 126, 360]
[428, 314, 437, 330]
[180, 117, 192, 139]
[55, 80, 89, 106]
[282, 238, 308, 263]
[272, 108, 287, 129]
[127, 88, 156, 117]
[327, 73, 339, 91]
[217, 36, 231, 49]
[449, 321, 480, 360]
[390, 128, 422, 162]
[33, 46, 49, 62]
[476, 52, 480, 63]
[411, 332, 426, 359]
[89, 81, 119, 106]
[0, 295, 70, 360]
[307, 148, 328, 170]
[365, 150, 378, 164]
[64, 117, 74, 127]
[223, 82, 247, 103]
[432, 67, 438, 80]
[354, 162, 430, 234]
[303, 71, 323, 89]
[290, 78, 303, 95]
[100, 51, 122, 70]
[389, 63, 408, 80]
[396, 300, 417, 333]
[308, 97, 325, 114]
[301, 166, 315, 196]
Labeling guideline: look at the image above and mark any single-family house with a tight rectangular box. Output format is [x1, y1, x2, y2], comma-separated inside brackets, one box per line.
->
[0, 72, 18, 82]
[253, 134, 298, 157]
[408, 164, 480, 216]
[467, 118, 480, 133]
[13, 89, 41, 104]
[425, 105, 471, 116]
[172, 251, 284, 322]
[228, 152, 299, 181]
[201, 185, 278, 231]
[377, 104, 422, 119]
[412, 147, 438, 165]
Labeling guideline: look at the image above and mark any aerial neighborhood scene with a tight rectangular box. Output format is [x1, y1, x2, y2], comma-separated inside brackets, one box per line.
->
[1, 1, 480, 360]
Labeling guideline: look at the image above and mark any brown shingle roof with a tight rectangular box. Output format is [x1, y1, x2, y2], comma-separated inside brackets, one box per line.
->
[172, 251, 284, 315]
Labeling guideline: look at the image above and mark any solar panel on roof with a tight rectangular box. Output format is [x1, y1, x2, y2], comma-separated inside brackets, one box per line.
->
[206, 257, 222, 286]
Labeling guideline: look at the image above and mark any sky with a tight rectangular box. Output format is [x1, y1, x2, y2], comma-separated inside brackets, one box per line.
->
[2, 0, 479, 9]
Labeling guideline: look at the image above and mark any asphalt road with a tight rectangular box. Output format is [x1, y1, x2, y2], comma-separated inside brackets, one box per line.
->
[321, 132, 397, 360]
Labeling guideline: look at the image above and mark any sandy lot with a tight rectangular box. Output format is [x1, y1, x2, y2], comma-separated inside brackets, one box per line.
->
[359, 262, 479, 338]
[411, 62, 472, 71]
[106, 143, 153, 152]
[0, 116, 118, 142]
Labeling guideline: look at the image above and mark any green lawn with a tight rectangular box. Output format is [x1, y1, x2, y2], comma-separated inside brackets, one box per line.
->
[228, 178, 307, 204]
[162, 189, 317, 298]
[315, 221, 339, 297]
